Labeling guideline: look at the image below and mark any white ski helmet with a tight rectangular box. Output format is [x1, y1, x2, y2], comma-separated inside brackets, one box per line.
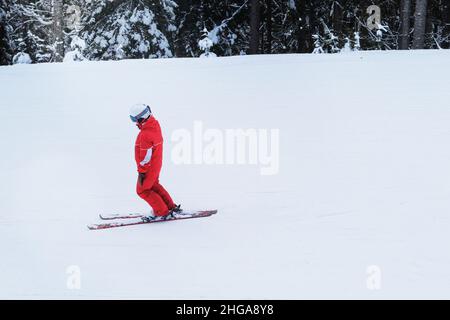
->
[129, 104, 152, 123]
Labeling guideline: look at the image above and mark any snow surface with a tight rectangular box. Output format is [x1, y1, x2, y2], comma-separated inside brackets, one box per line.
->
[1, 51, 450, 299]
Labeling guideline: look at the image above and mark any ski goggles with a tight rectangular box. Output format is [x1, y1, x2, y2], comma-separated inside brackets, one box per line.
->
[130, 105, 151, 123]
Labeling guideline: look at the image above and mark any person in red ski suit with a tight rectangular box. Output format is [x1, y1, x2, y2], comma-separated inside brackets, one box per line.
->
[130, 104, 178, 217]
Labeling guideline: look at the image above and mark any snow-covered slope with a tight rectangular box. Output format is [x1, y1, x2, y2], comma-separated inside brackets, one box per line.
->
[1, 51, 450, 299]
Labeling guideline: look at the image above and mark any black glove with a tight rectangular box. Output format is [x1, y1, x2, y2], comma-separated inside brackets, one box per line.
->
[138, 172, 146, 186]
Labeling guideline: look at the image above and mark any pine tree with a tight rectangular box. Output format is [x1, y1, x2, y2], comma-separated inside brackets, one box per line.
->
[198, 27, 216, 57]
[212, 1, 249, 55]
[175, 0, 249, 57]
[9, 0, 55, 63]
[260, 0, 305, 54]
[81, 0, 177, 60]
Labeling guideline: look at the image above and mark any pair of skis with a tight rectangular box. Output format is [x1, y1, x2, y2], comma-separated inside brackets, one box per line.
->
[87, 210, 217, 230]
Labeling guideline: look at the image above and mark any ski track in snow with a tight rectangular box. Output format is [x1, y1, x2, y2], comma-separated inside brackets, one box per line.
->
[1, 51, 450, 298]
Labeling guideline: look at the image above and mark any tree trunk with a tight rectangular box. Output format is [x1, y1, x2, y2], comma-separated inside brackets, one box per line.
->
[332, 1, 343, 36]
[0, 6, 8, 65]
[0, 0, 12, 65]
[249, 0, 261, 54]
[266, 0, 272, 54]
[412, 0, 428, 49]
[53, 0, 64, 62]
[442, 0, 450, 48]
[399, 0, 411, 49]
[296, 0, 309, 53]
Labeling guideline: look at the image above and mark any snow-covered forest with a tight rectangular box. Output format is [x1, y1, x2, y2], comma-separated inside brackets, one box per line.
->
[0, 0, 449, 65]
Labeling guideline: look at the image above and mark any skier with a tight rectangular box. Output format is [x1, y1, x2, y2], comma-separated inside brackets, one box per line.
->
[129, 104, 181, 220]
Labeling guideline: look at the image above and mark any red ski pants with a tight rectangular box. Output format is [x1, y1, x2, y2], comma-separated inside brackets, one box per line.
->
[137, 176, 175, 216]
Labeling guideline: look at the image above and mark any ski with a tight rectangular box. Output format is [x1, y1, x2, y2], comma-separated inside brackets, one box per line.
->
[99, 210, 216, 221]
[99, 213, 144, 220]
[88, 210, 217, 230]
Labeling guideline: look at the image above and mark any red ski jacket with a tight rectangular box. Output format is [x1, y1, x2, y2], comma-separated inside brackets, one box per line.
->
[134, 116, 163, 177]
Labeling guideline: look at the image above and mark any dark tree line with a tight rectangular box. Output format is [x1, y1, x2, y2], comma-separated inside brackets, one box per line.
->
[0, 0, 10, 64]
[0, 0, 449, 65]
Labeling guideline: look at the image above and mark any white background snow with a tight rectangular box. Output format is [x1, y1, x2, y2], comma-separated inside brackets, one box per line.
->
[1, 51, 450, 299]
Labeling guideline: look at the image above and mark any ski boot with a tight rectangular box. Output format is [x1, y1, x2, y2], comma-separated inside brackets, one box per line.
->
[167, 204, 183, 218]
[160, 206, 181, 221]
[171, 204, 182, 213]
